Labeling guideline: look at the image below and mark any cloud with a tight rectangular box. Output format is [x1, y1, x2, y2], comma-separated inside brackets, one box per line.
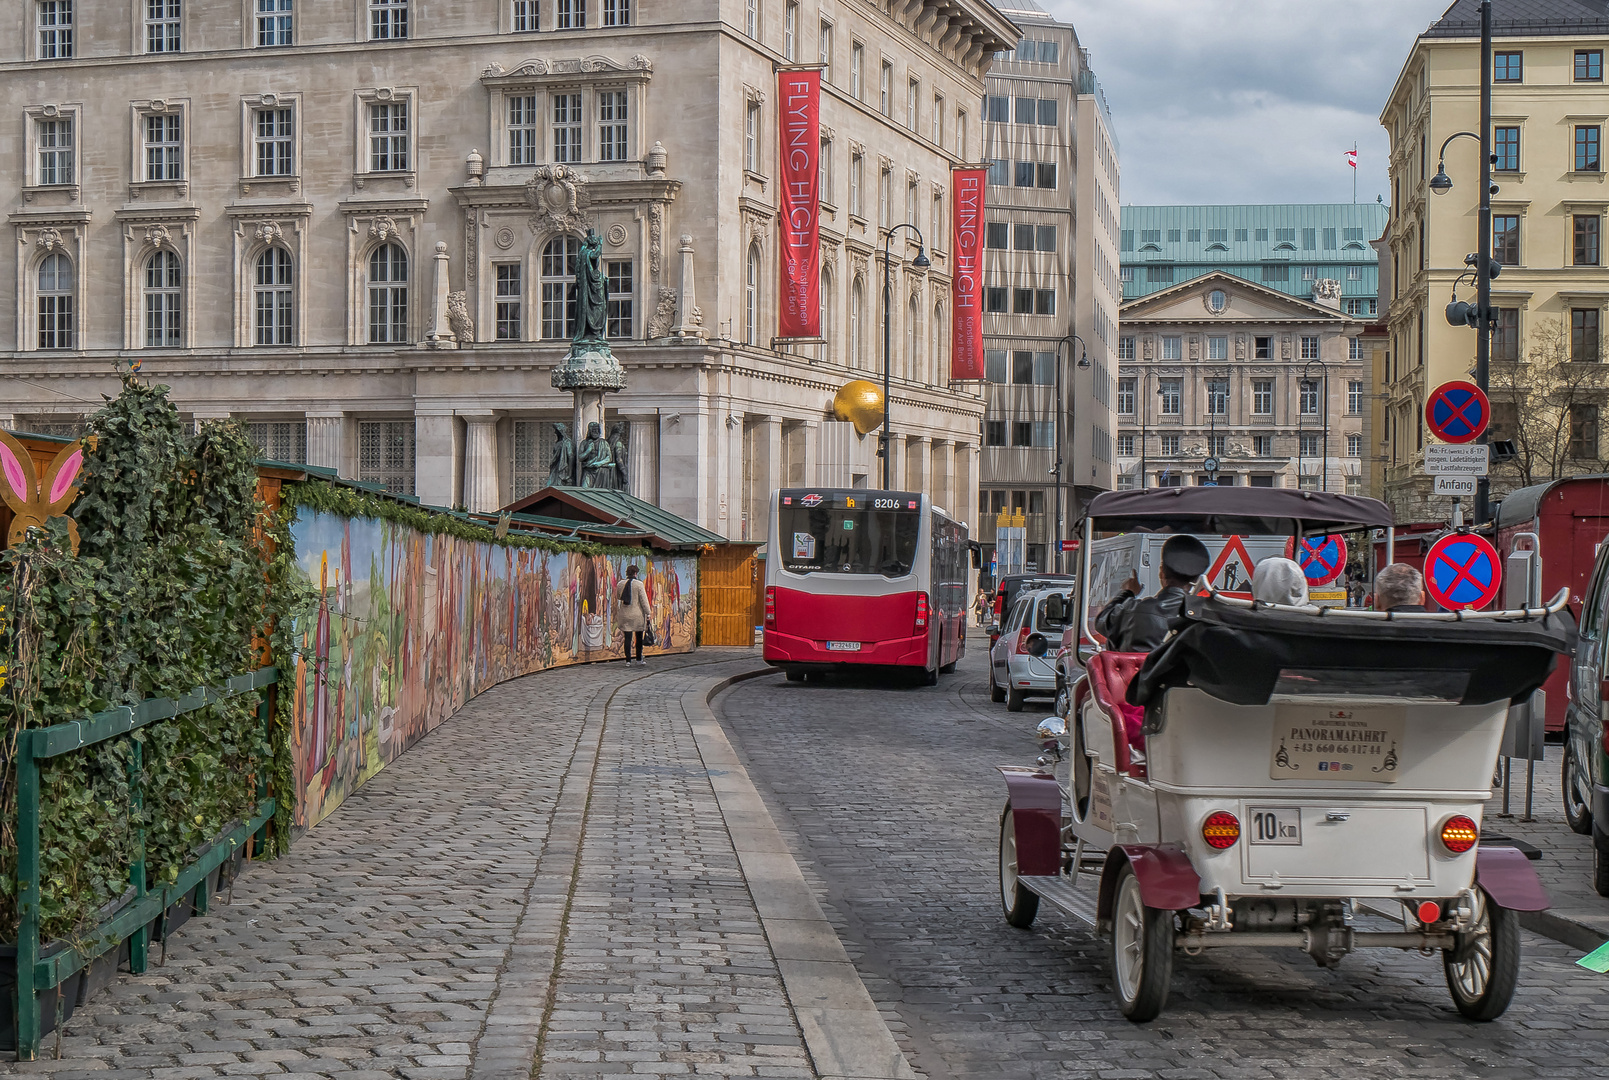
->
[1042, 0, 1456, 205]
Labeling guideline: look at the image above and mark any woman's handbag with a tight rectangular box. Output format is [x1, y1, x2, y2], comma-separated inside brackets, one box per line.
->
[642, 623, 657, 648]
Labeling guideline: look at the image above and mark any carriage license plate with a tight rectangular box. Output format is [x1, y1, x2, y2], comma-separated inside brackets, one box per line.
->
[826, 640, 862, 651]
[1246, 807, 1302, 846]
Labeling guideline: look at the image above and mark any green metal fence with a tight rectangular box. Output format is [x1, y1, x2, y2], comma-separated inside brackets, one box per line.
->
[10, 666, 278, 1061]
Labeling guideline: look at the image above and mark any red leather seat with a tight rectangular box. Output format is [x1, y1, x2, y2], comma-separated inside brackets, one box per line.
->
[1085, 651, 1149, 770]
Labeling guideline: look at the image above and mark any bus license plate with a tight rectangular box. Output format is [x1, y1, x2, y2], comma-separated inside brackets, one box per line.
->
[826, 640, 862, 652]
[1247, 807, 1302, 845]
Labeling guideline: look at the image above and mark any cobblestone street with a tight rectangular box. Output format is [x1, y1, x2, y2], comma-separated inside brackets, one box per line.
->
[715, 631, 1609, 1079]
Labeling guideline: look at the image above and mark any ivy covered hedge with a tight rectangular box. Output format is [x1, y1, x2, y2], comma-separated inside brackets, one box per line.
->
[0, 378, 312, 944]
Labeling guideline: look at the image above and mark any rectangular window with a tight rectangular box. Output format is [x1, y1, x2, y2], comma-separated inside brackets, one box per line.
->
[819, 137, 832, 199]
[985, 287, 1007, 313]
[1120, 267, 1134, 283]
[145, 0, 181, 53]
[495, 263, 521, 340]
[1253, 380, 1273, 414]
[782, 2, 796, 59]
[37, 118, 73, 185]
[745, 0, 758, 38]
[1492, 307, 1519, 361]
[606, 260, 633, 339]
[1299, 433, 1321, 457]
[1147, 266, 1174, 283]
[1494, 51, 1522, 82]
[1206, 378, 1228, 415]
[1014, 96, 1036, 124]
[1573, 308, 1601, 363]
[368, 102, 408, 171]
[1274, 228, 1295, 242]
[512, 0, 538, 31]
[1577, 125, 1601, 172]
[1348, 380, 1364, 414]
[557, 0, 584, 28]
[1140, 229, 1161, 244]
[552, 94, 581, 163]
[1347, 266, 1364, 281]
[1208, 434, 1227, 458]
[956, 108, 967, 158]
[984, 420, 1006, 446]
[1571, 403, 1600, 458]
[144, 113, 182, 180]
[1014, 161, 1035, 187]
[1034, 289, 1055, 315]
[38, 1, 72, 59]
[745, 101, 761, 172]
[1300, 380, 1319, 415]
[1207, 335, 1227, 360]
[1207, 228, 1228, 243]
[1576, 214, 1601, 266]
[1013, 288, 1034, 314]
[1322, 228, 1336, 249]
[932, 93, 944, 144]
[820, 21, 832, 82]
[370, 0, 408, 39]
[1117, 434, 1135, 457]
[986, 158, 1009, 185]
[603, 0, 628, 26]
[905, 180, 917, 227]
[1349, 337, 1363, 360]
[851, 44, 864, 99]
[1037, 162, 1057, 189]
[253, 107, 294, 176]
[1254, 336, 1273, 360]
[1253, 435, 1272, 456]
[1579, 49, 1603, 81]
[1493, 214, 1520, 266]
[1161, 335, 1181, 360]
[878, 167, 890, 228]
[907, 79, 918, 131]
[880, 61, 892, 117]
[1012, 223, 1033, 250]
[1117, 336, 1134, 360]
[1160, 434, 1180, 455]
[1011, 420, 1033, 447]
[1300, 335, 1320, 360]
[509, 94, 539, 164]
[986, 222, 1008, 249]
[1036, 225, 1056, 251]
[985, 94, 1010, 122]
[1120, 229, 1133, 251]
[247, 422, 307, 464]
[1117, 378, 1135, 414]
[1302, 266, 1317, 281]
[598, 90, 629, 161]
[1302, 227, 1316, 250]
[1010, 350, 1033, 384]
[358, 421, 416, 496]
[1038, 98, 1057, 125]
[257, 0, 292, 46]
[985, 350, 1007, 383]
[1494, 125, 1519, 171]
[849, 152, 863, 216]
[1262, 264, 1289, 282]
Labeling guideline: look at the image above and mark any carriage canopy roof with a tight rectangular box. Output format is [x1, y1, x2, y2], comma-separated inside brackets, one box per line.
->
[1083, 488, 1394, 537]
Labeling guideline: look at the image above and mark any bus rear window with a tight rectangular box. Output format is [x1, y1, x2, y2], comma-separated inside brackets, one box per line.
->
[779, 507, 921, 576]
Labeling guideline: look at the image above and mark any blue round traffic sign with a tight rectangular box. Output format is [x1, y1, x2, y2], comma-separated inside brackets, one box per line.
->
[1423, 533, 1502, 610]
[1425, 380, 1490, 445]
[1285, 534, 1347, 587]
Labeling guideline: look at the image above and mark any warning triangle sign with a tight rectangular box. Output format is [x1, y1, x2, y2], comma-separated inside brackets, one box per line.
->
[1202, 535, 1257, 597]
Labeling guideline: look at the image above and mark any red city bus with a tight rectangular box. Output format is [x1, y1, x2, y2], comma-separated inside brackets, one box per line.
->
[763, 488, 968, 683]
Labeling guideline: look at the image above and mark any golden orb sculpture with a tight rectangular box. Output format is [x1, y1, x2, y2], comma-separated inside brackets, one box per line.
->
[833, 380, 886, 435]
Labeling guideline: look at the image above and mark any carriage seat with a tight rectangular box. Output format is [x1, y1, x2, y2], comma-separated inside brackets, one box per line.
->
[1086, 651, 1149, 750]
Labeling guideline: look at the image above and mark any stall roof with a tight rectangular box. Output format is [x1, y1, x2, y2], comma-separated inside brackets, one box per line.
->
[502, 486, 731, 550]
[1495, 474, 1609, 530]
[1083, 487, 1394, 537]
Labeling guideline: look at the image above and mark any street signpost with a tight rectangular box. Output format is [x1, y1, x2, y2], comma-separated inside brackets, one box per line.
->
[1285, 534, 1347, 587]
[1424, 380, 1491, 444]
[1424, 532, 1502, 610]
[1425, 444, 1489, 475]
[1059, 539, 1079, 553]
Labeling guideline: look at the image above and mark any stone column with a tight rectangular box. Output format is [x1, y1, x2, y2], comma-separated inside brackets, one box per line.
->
[929, 440, 952, 514]
[760, 417, 783, 535]
[461, 412, 500, 514]
[628, 418, 658, 503]
[306, 412, 345, 474]
[905, 435, 931, 498]
[428, 241, 456, 348]
[884, 432, 904, 493]
[954, 443, 977, 529]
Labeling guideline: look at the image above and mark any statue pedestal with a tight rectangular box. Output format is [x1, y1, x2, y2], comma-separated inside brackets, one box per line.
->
[551, 339, 627, 486]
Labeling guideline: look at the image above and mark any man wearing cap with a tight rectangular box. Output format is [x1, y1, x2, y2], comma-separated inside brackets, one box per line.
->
[1096, 535, 1211, 653]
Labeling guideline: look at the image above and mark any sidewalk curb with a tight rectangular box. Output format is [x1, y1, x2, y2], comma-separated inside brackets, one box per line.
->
[684, 667, 919, 1080]
[1520, 909, 1606, 953]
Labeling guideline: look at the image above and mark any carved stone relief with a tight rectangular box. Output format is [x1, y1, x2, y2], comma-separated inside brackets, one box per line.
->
[525, 163, 591, 235]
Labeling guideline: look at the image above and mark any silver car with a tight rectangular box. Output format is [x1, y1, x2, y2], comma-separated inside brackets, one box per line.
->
[988, 587, 1076, 712]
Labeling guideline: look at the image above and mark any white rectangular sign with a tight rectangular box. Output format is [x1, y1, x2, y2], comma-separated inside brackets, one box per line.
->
[1270, 706, 1405, 783]
[1433, 475, 1479, 497]
[1425, 443, 1489, 476]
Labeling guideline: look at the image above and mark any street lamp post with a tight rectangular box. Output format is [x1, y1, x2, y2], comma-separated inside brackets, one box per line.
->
[1053, 333, 1090, 571]
[1302, 359, 1331, 492]
[880, 223, 931, 489]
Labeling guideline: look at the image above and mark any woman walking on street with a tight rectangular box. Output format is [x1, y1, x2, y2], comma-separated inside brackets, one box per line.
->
[618, 563, 654, 665]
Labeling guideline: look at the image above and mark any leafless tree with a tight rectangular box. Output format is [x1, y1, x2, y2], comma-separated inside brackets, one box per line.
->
[1487, 316, 1609, 493]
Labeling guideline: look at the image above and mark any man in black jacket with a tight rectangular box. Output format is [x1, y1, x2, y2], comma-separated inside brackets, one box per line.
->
[1096, 535, 1211, 653]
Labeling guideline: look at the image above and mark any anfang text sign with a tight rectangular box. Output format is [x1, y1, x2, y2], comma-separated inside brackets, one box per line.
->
[1425, 443, 1489, 476]
[1433, 475, 1479, 497]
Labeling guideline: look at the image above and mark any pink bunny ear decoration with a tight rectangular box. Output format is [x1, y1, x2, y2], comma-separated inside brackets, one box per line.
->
[43, 443, 84, 511]
[0, 433, 37, 511]
[0, 429, 86, 553]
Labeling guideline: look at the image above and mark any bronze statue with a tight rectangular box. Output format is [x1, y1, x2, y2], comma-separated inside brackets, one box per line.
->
[544, 422, 574, 487]
[578, 421, 622, 489]
[607, 420, 630, 493]
[569, 229, 608, 343]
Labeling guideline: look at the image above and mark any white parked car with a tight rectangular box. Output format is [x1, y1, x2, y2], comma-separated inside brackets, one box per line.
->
[989, 586, 1076, 712]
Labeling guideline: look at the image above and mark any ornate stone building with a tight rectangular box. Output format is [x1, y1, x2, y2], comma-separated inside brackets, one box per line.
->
[0, 0, 1015, 537]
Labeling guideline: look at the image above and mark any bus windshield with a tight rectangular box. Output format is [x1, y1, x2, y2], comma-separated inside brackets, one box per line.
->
[779, 502, 921, 576]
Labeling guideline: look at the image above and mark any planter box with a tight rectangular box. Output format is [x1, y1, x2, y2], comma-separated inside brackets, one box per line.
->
[0, 938, 122, 1052]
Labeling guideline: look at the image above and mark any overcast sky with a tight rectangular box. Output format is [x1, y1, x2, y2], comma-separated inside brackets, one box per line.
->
[1044, 0, 1458, 207]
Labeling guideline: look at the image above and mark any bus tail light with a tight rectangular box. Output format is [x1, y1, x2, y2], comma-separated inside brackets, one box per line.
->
[914, 591, 930, 632]
[1439, 815, 1479, 854]
[1202, 811, 1240, 849]
[764, 586, 776, 630]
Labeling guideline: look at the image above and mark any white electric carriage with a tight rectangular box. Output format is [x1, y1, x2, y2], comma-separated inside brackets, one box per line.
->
[995, 488, 1574, 1022]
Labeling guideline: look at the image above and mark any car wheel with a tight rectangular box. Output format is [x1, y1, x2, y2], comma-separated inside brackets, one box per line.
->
[998, 803, 1040, 930]
[990, 664, 1006, 703]
[919, 665, 939, 687]
[1565, 738, 1594, 836]
[1110, 862, 1174, 1022]
[1007, 686, 1026, 712]
[940, 659, 958, 674]
[1443, 887, 1520, 1021]
[1054, 679, 1071, 718]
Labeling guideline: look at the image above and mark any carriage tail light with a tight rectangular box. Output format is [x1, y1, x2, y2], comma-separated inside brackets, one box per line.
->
[914, 591, 930, 632]
[1202, 811, 1241, 850]
[1416, 901, 1443, 925]
[1439, 815, 1479, 854]
[764, 586, 776, 630]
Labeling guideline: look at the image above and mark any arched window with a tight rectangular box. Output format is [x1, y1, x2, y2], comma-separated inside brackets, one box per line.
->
[254, 247, 293, 346]
[850, 275, 865, 368]
[367, 243, 408, 343]
[144, 250, 182, 348]
[932, 303, 946, 383]
[745, 244, 761, 345]
[541, 235, 579, 339]
[37, 254, 74, 350]
[906, 296, 920, 381]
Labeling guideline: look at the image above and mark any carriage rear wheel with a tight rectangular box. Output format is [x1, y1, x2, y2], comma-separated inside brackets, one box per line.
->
[1443, 887, 1520, 1021]
[1110, 862, 1174, 1022]
[997, 804, 1040, 929]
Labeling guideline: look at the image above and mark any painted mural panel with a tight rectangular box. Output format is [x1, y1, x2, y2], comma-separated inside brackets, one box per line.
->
[287, 508, 697, 833]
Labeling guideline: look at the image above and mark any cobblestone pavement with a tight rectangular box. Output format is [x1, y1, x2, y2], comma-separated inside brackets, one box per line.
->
[714, 630, 1609, 1080]
[26, 649, 812, 1080]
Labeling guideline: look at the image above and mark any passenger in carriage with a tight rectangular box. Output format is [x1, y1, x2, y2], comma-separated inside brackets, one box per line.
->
[1251, 557, 1309, 607]
[1374, 563, 1428, 613]
[1096, 535, 1210, 653]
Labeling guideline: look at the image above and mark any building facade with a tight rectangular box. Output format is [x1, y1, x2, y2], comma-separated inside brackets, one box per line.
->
[1381, 0, 1609, 521]
[975, 1, 1119, 578]
[0, 0, 1017, 539]
[1116, 272, 1367, 492]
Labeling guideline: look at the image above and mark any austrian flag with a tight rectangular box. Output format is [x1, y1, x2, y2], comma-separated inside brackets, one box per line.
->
[1345, 149, 1358, 170]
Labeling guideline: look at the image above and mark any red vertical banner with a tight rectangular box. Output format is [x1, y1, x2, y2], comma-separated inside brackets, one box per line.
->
[951, 167, 987, 380]
[777, 69, 821, 339]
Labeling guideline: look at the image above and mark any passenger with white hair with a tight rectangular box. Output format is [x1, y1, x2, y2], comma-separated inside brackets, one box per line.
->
[1251, 557, 1309, 607]
[1374, 563, 1427, 612]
